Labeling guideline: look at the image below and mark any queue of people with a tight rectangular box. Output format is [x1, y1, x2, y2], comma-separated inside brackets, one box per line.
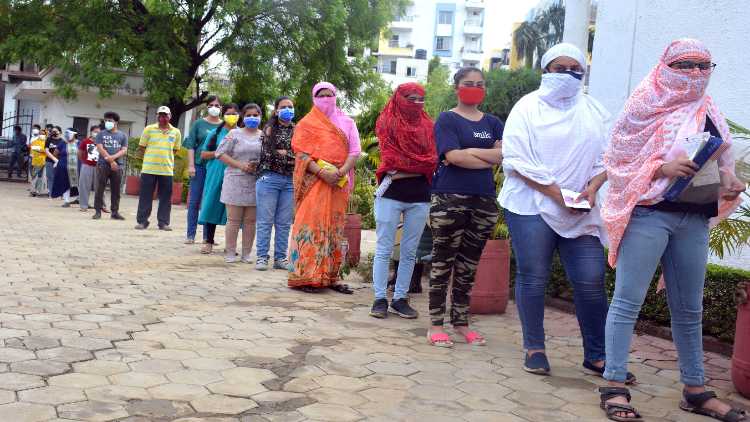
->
[15, 37, 746, 422]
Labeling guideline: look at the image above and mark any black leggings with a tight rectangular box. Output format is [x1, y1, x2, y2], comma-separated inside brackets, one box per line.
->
[205, 223, 217, 244]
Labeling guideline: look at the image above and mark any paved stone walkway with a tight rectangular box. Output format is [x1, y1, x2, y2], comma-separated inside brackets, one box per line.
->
[0, 182, 747, 422]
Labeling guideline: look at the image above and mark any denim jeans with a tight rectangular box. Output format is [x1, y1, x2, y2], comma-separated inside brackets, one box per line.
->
[186, 164, 207, 241]
[505, 211, 608, 362]
[255, 171, 294, 261]
[373, 197, 430, 301]
[45, 162, 55, 195]
[604, 207, 709, 386]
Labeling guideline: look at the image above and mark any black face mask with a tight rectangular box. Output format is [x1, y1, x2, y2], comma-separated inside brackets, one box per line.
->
[561, 70, 584, 80]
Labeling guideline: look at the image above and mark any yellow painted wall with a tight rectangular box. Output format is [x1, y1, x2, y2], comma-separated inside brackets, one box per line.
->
[509, 22, 523, 70]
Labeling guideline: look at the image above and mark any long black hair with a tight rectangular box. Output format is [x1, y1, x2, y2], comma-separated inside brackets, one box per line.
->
[206, 103, 239, 152]
[264, 96, 293, 141]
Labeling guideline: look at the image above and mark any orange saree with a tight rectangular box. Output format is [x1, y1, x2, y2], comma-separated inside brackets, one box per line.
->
[288, 106, 350, 288]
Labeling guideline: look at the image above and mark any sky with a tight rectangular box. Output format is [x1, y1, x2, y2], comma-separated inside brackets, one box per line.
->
[483, 0, 541, 52]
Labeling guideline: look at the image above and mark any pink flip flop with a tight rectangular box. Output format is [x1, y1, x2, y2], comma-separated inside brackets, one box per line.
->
[463, 331, 486, 346]
[428, 331, 454, 348]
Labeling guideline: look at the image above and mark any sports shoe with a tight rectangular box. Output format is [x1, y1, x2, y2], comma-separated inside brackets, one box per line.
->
[92, 212, 102, 220]
[369, 298, 388, 319]
[225, 254, 239, 263]
[273, 258, 290, 270]
[523, 352, 551, 375]
[241, 255, 253, 264]
[134, 223, 148, 230]
[111, 213, 125, 220]
[158, 225, 172, 231]
[255, 257, 269, 271]
[61, 202, 71, 208]
[388, 298, 418, 319]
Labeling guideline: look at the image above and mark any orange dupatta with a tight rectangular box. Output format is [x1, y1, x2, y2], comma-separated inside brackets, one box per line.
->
[288, 106, 350, 288]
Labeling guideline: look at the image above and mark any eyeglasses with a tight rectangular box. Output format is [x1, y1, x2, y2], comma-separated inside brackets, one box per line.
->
[670, 61, 717, 72]
[549, 65, 585, 75]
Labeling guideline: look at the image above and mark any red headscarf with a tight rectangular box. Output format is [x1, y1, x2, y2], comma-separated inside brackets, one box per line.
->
[375, 83, 438, 183]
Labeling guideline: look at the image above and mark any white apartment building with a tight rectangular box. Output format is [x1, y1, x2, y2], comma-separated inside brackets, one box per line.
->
[374, 0, 488, 86]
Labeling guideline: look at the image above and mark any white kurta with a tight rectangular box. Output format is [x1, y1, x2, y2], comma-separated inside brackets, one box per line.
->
[498, 89, 611, 240]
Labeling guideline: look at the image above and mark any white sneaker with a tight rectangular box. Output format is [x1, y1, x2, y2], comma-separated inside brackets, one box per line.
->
[241, 255, 253, 264]
[255, 257, 269, 271]
[225, 254, 239, 263]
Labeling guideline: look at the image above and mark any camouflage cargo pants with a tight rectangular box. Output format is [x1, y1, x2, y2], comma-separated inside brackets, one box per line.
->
[428, 193, 499, 326]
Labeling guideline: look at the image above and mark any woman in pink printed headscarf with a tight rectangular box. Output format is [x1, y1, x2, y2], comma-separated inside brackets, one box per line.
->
[598, 39, 746, 422]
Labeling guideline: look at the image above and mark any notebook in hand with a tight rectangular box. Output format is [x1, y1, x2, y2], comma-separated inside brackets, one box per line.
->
[663, 133, 724, 202]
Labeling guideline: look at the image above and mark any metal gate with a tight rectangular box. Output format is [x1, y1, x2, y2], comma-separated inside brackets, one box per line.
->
[0, 109, 36, 182]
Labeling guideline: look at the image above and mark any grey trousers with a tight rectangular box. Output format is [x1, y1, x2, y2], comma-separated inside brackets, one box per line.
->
[78, 165, 96, 210]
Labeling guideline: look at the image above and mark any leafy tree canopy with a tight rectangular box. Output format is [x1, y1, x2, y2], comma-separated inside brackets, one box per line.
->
[0, 0, 408, 124]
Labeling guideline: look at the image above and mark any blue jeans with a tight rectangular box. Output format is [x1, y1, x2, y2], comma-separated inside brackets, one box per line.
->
[373, 197, 430, 300]
[505, 211, 607, 362]
[604, 207, 709, 386]
[45, 162, 55, 195]
[186, 164, 207, 241]
[255, 171, 294, 261]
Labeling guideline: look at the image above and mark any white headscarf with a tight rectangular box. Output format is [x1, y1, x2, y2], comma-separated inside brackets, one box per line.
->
[541, 42, 587, 70]
[499, 43, 611, 241]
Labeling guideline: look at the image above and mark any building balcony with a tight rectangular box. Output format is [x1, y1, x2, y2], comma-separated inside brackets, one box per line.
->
[465, 0, 485, 9]
[461, 49, 483, 62]
[390, 16, 415, 30]
[464, 19, 484, 34]
[376, 38, 414, 57]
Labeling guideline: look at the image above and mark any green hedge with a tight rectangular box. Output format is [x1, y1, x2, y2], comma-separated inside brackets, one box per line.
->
[510, 253, 750, 343]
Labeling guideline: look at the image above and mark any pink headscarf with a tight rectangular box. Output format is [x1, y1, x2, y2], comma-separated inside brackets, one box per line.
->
[603, 38, 740, 267]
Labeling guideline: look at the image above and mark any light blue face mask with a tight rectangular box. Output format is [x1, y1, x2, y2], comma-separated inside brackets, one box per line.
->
[278, 107, 295, 122]
[243, 116, 261, 129]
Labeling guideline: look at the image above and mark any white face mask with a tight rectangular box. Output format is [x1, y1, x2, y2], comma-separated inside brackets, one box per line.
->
[207, 106, 221, 117]
[538, 73, 582, 108]
[32, 129, 39, 136]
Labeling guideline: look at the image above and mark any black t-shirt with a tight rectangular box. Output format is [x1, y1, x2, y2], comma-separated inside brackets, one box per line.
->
[431, 111, 504, 197]
[382, 176, 431, 203]
[44, 137, 59, 163]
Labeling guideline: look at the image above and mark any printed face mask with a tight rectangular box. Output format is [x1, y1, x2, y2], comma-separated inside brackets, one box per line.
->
[457, 86, 486, 105]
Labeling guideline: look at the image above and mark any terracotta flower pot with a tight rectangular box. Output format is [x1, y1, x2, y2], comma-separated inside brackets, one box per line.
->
[732, 282, 750, 398]
[170, 182, 182, 205]
[470, 239, 511, 314]
[344, 213, 362, 267]
[125, 175, 140, 196]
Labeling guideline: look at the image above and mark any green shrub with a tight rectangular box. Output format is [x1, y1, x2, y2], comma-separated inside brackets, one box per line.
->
[510, 253, 750, 343]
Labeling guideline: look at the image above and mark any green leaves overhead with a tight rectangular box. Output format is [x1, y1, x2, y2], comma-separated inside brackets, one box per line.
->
[1, 0, 408, 123]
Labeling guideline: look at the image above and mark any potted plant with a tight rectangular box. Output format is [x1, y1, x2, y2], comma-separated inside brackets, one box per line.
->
[470, 167, 511, 314]
[125, 138, 142, 196]
[733, 281, 750, 398]
[169, 147, 188, 205]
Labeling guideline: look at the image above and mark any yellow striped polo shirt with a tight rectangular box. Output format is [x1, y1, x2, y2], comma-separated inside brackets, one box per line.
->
[139, 123, 182, 176]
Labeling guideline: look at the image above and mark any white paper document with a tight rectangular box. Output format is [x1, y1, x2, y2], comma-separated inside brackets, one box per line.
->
[561, 189, 591, 210]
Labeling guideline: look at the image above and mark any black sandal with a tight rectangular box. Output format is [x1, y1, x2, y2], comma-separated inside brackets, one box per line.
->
[599, 387, 643, 421]
[583, 360, 637, 384]
[291, 286, 322, 294]
[329, 283, 353, 294]
[680, 390, 747, 422]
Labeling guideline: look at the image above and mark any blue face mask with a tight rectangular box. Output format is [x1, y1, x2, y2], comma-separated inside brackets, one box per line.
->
[561, 70, 584, 80]
[243, 116, 261, 129]
[278, 108, 295, 122]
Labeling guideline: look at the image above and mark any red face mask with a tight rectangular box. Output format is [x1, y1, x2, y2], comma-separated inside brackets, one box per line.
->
[457, 86, 485, 105]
